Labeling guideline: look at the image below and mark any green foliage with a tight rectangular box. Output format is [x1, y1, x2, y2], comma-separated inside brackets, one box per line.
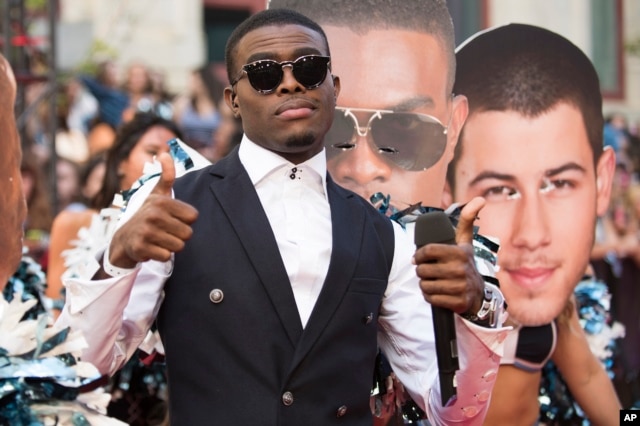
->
[626, 36, 640, 58]
[74, 39, 119, 76]
[25, 0, 48, 13]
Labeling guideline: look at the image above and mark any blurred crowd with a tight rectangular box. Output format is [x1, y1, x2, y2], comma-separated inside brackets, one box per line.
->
[15, 59, 243, 425]
[591, 113, 640, 409]
[19, 59, 242, 273]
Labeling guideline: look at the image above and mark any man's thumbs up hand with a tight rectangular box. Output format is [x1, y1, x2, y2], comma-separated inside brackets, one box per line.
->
[106, 153, 199, 270]
[151, 152, 176, 197]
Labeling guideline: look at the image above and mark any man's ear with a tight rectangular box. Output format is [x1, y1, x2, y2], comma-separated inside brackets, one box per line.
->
[595, 146, 616, 217]
[441, 180, 453, 209]
[443, 94, 468, 164]
[332, 74, 340, 104]
[224, 86, 240, 117]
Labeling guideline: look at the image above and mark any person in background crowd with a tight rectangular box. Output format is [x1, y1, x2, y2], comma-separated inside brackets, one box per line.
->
[54, 156, 82, 213]
[172, 66, 224, 161]
[86, 116, 117, 158]
[122, 61, 174, 122]
[54, 81, 92, 164]
[50, 112, 184, 425]
[46, 115, 178, 305]
[46, 152, 107, 306]
[66, 77, 99, 136]
[592, 161, 640, 410]
[80, 60, 129, 129]
[20, 153, 53, 269]
[123, 62, 154, 110]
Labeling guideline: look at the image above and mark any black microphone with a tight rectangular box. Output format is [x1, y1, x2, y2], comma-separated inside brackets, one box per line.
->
[414, 211, 459, 407]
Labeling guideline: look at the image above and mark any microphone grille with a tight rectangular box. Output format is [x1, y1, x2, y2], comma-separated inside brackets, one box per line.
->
[414, 211, 456, 246]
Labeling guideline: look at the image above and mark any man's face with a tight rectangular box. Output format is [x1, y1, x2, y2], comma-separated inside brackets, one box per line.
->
[322, 26, 467, 209]
[0, 56, 26, 289]
[224, 24, 340, 165]
[447, 102, 615, 325]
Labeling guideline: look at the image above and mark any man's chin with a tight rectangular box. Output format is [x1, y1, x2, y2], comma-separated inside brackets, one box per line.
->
[285, 131, 316, 149]
[508, 300, 565, 327]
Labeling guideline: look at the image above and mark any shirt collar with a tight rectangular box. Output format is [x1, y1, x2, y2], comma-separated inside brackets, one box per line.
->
[238, 134, 328, 197]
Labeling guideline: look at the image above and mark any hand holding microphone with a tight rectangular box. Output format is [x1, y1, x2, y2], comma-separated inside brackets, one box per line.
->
[413, 197, 486, 406]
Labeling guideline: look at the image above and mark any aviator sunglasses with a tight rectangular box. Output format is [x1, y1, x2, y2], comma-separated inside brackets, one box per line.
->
[231, 55, 331, 94]
[324, 107, 450, 171]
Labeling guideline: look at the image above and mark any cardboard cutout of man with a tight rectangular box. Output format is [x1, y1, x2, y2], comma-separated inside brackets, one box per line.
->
[444, 24, 621, 425]
[267, 0, 467, 211]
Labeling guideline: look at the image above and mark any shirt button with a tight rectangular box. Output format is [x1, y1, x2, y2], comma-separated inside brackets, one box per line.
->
[482, 370, 497, 382]
[282, 391, 294, 406]
[209, 289, 224, 303]
[462, 405, 479, 417]
[336, 405, 348, 417]
[289, 173, 296, 180]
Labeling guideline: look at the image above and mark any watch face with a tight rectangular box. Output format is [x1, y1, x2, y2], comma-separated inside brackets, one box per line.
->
[463, 282, 505, 328]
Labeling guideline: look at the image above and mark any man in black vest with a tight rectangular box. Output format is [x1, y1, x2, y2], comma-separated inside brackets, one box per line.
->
[57, 9, 507, 425]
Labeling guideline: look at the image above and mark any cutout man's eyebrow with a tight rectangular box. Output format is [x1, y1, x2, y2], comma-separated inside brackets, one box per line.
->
[385, 96, 435, 112]
[545, 162, 587, 177]
[469, 171, 515, 187]
[468, 162, 587, 187]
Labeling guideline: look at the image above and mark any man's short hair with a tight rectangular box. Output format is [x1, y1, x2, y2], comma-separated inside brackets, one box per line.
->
[448, 23, 604, 191]
[267, 0, 456, 92]
[225, 8, 330, 85]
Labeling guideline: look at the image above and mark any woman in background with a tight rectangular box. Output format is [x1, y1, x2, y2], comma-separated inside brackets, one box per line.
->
[46, 153, 106, 305]
[20, 153, 53, 269]
[47, 112, 183, 425]
[172, 66, 223, 161]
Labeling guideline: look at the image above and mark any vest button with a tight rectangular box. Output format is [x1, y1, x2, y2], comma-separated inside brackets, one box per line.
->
[209, 289, 224, 303]
[282, 391, 294, 406]
[363, 312, 374, 324]
[336, 405, 348, 417]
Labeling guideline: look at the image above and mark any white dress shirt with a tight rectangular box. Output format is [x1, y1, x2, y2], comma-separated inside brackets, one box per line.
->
[57, 136, 509, 425]
[244, 141, 331, 327]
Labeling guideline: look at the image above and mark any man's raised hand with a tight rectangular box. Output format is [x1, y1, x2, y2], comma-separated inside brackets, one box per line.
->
[107, 152, 199, 269]
[414, 197, 486, 314]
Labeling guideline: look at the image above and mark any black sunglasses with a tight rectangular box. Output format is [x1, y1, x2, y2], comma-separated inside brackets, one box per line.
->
[231, 55, 331, 94]
[324, 107, 450, 171]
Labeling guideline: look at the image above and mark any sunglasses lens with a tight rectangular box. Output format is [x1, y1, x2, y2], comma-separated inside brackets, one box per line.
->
[370, 112, 447, 170]
[246, 61, 283, 93]
[324, 109, 448, 171]
[292, 56, 329, 88]
[325, 111, 357, 158]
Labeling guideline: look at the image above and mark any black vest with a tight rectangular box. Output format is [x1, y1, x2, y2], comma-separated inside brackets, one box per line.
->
[158, 151, 395, 425]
